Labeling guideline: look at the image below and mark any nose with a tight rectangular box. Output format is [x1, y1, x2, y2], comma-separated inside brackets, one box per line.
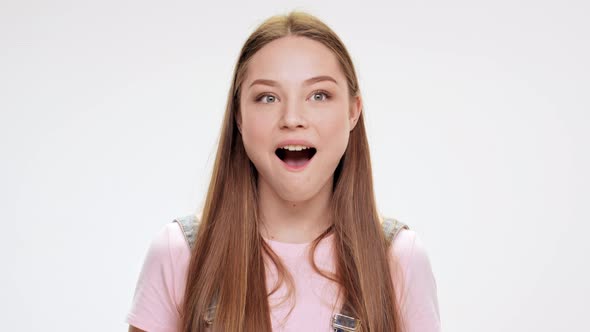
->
[279, 98, 308, 130]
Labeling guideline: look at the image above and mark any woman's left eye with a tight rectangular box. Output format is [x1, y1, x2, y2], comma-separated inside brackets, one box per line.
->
[310, 91, 330, 102]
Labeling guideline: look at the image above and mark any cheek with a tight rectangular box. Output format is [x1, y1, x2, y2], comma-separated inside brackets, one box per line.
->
[325, 122, 350, 157]
[242, 112, 268, 144]
[322, 115, 349, 136]
[317, 105, 351, 145]
[240, 111, 274, 159]
[315, 112, 351, 168]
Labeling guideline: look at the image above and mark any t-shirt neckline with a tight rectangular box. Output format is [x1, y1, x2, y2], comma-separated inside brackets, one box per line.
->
[262, 231, 335, 255]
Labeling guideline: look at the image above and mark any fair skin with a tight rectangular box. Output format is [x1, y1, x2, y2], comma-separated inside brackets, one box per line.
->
[238, 35, 362, 243]
[128, 35, 362, 331]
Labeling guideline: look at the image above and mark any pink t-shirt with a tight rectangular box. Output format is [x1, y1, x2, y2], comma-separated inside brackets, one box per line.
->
[126, 222, 441, 332]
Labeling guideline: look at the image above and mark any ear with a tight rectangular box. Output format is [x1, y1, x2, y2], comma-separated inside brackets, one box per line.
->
[349, 94, 362, 131]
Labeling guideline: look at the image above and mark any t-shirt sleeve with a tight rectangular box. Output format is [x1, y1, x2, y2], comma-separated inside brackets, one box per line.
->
[126, 222, 190, 332]
[390, 229, 441, 332]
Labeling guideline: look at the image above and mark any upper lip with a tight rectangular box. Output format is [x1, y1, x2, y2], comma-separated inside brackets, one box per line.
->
[275, 139, 316, 150]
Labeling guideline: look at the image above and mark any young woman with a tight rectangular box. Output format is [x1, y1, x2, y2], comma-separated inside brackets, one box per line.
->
[126, 11, 440, 332]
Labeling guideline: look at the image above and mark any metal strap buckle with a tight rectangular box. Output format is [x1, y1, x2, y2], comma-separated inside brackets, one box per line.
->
[332, 313, 361, 332]
[203, 305, 216, 326]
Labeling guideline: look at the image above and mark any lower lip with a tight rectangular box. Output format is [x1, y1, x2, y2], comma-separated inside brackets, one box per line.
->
[276, 154, 315, 172]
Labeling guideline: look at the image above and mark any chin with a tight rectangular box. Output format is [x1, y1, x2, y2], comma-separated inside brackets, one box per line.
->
[277, 191, 313, 203]
[279, 182, 332, 203]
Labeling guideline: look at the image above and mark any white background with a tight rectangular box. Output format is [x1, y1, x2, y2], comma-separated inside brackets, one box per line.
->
[1, 0, 588, 331]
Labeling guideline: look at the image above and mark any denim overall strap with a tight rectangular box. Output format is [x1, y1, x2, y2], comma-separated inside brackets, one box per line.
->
[381, 216, 409, 245]
[173, 214, 219, 326]
[173, 214, 199, 249]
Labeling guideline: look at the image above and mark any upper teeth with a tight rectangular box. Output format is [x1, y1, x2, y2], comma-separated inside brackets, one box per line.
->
[281, 145, 311, 151]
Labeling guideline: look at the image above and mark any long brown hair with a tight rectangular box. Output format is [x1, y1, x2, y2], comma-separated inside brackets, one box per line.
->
[180, 10, 404, 332]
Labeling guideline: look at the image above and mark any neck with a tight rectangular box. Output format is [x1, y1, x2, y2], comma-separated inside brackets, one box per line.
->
[257, 176, 333, 244]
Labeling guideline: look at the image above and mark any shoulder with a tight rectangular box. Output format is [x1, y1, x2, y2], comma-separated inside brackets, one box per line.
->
[144, 222, 190, 254]
[389, 228, 435, 282]
[134, 222, 191, 288]
[388, 228, 442, 331]
[380, 217, 422, 275]
[126, 221, 192, 331]
[146, 222, 191, 267]
[390, 228, 418, 266]
[131, 221, 192, 303]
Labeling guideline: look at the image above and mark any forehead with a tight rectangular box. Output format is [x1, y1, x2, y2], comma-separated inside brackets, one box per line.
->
[243, 36, 345, 88]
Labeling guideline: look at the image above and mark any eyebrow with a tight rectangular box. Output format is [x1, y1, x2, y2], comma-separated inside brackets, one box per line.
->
[248, 75, 338, 89]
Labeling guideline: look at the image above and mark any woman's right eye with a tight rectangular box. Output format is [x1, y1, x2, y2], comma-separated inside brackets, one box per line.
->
[256, 94, 277, 104]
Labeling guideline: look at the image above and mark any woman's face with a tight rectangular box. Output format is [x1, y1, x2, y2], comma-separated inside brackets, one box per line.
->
[238, 35, 361, 203]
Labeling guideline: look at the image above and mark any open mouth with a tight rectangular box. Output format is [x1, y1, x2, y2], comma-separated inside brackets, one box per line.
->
[275, 146, 317, 168]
